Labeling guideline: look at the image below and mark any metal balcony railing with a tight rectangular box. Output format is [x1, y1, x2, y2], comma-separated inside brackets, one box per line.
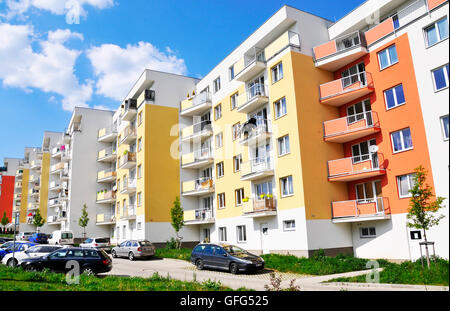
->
[332, 197, 391, 219]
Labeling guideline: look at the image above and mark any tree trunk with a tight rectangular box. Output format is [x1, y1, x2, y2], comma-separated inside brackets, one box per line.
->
[423, 230, 431, 269]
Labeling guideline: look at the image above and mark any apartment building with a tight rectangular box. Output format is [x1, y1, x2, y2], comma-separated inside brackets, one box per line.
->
[0, 158, 21, 225]
[105, 70, 199, 245]
[180, 1, 449, 260]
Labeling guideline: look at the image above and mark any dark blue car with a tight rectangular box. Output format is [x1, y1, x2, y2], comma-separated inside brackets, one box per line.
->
[0, 241, 37, 259]
[29, 233, 48, 244]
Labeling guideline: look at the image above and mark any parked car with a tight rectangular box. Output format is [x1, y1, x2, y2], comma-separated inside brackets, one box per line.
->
[48, 230, 74, 245]
[21, 247, 113, 275]
[190, 243, 265, 274]
[79, 238, 110, 252]
[111, 240, 155, 260]
[0, 237, 13, 244]
[0, 241, 37, 260]
[28, 233, 49, 244]
[16, 232, 36, 241]
[2, 245, 64, 267]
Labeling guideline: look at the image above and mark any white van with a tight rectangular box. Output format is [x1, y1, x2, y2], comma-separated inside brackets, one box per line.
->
[48, 230, 74, 245]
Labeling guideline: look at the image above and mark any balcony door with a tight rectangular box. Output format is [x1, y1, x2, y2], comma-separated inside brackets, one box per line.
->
[347, 99, 372, 125]
[356, 180, 384, 213]
[202, 196, 212, 211]
[351, 139, 377, 164]
[250, 108, 268, 131]
[342, 62, 365, 88]
[255, 181, 273, 200]
[248, 76, 265, 98]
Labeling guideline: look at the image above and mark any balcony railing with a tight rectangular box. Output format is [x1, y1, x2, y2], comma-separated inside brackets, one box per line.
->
[119, 152, 136, 169]
[181, 120, 212, 140]
[234, 47, 266, 82]
[328, 153, 386, 181]
[240, 119, 271, 145]
[184, 208, 214, 224]
[97, 169, 116, 182]
[119, 126, 137, 145]
[120, 99, 138, 121]
[332, 197, 391, 222]
[50, 162, 65, 173]
[48, 198, 62, 207]
[97, 148, 117, 161]
[240, 157, 274, 180]
[181, 148, 213, 168]
[180, 92, 212, 115]
[121, 178, 137, 194]
[243, 196, 277, 216]
[182, 177, 214, 195]
[98, 127, 118, 142]
[96, 214, 116, 225]
[96, 190, 116, 203]
[237, 83, 269, 113]
[121, 205, 136, 220]
[323, 111, 380, 143]
[319, 72, 374, 106]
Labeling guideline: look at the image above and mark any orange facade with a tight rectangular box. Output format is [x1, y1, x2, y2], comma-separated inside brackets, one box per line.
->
[329, 33, 434, 215]
[0, 175, 15, 221]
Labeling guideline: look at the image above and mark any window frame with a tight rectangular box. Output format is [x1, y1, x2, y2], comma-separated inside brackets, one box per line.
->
[229, 65, 235, 81]
[378, 44, 399, 70]
[235, 188, 244, 206]
[360, 227, 376, 238]
[441, 115, 449, 141]
[236, 225, 247, 243]
[384, 84, 406, 110]
[423, 16, 449, 48]
[213, 77, 221, 93]
[214, 104, 222, 120]
[216, 162, 224, 179]
[274, 97, 287, 119]
[271, 62, 284, 84]
[232, 122, 240, 141]
[280, 175, 294, 198]
[391, 128, 414, 154]
[233, 154, 242, 172]
[219, 227, 227, 242]
[397, 173, 416, 199]
[217, 193, 226, 209]
[278, 135, 290, 157]
[230, 92, 238, 110]
[431, 64, 450, 92]
[283, 220, 296, 231]
[215, 132, 223, 149]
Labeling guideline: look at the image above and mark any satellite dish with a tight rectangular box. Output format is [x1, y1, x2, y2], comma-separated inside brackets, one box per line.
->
[369, 145, 379, 153]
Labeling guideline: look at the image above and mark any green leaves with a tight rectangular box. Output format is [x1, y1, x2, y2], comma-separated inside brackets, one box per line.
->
[78, 204, 89, 228]
[33, 209, 45, 229]
[1, 212, 9, 227]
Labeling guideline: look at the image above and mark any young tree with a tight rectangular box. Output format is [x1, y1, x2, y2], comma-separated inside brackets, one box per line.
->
[170, 196, 184, 249]
[1, 211, 9, 228]
[33, 209, 45, 232]
[78, 204, 89, 239]
[407, 165, 446, 269]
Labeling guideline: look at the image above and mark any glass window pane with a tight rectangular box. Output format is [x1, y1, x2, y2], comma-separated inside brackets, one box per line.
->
[433, 67, 447, 90]
[399, 175, 410, 196]
[392, 132, 403, 152]
[394, 85, 405, 105]
[388, 45, 398, 64]
[385, 88, 395, 109]
[442, 116, 449, 139]
[437, 18, 449, 40]
[426, 26, 438, 46]
[379, 50, 389, 69]
[402, 128, 413, 149]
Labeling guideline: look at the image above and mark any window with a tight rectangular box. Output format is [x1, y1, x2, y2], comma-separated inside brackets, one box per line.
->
[233, 154, 242, 172]
[347, 99, 372, 124]
[232, 122, 240, 141]
[137, 192, 142, 206]
[235, 188, 244, 206]
[213, 77, 221, 93]
[229, 65, 235, 81]
[278, 135, 290, 156]
[424, 17, 449, 47]
[283, 220, 296, 231]
[441, 115, 449, 140]
[230, 93, 238, 110]
[237, 225, 247, 243]
[378, 45, 398, 70]
[219, 227, 227, 242]
[138, 138, 142, 152]
[137, 165, 142, 179]
[391, 128, 413, 153]
[215, 132, 223, 149]
[274, 97, 287, 118]
[138, 111, 143, 126]
[137, 222, 142, 230]
[432, 64, 449, 91]
[280, 176, 294, 197]
[360, 227, 376, 238]
[217, 193, 226, 209]
[397, 173, 416, 198]
[342, 63, 366, 87]
[271, 62, 283, 83]
[216, 162, 224, 178]
[384, 84, 405, 110]
[214, 104, 222, 120]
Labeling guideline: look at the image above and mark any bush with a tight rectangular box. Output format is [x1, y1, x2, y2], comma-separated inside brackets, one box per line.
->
[165, 237, 177, 250]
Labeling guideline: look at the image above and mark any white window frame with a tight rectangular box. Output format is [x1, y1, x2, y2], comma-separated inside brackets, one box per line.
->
[235, 188, 244, 206]
[230, 93, 238, 110]
[431, 64, 450, 92]
[215, 132, 223, 149]
[229, 65, 235, 81]
[216, 162, 224, 178]
[378, 45, 398, 70]
[137, 165, 142, 179]
[232, 122, 240, 141]
[233, 154, 242, 172]
[391, 128, 413, 153]
[278, 135, 290, 156]
[441, 115, 449, 141]
[424, 17, 449, 48]
[219, 227, 227, 242]
[214, 104, 222, 120]
[397, 173, 416, 198]
[137, 192, 142, 206]
[280, 176, 294, 197]
[360, 227, 376, 238]
[217, 193, 226, 209]
[283, 220, 296, 231]
[271, 62, 283, 83]
[274, 97, 287, 119]
[213, 77, 221, 93]
[384, 84, 406, 110]
[138, 137, 142, 152]
[236, 225, 247, 243]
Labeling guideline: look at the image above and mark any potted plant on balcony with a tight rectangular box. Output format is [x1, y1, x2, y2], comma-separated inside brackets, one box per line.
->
[259, 194, 266, 200]
[123, 150, 128, 156]
[243, 197, 249, 203]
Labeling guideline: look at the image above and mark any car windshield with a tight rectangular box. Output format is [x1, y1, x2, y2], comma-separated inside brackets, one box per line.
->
[223, 245, 248, 255]
[36, 233, 46, 237]
[139, 241, 152, 246]
[1, 242, 13, 249]
[95, 238, 108, 243]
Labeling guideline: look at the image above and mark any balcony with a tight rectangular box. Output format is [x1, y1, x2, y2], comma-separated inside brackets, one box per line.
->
[13, 193, 22, 201]
[180, 92, 212, 117]
[181, 120, 213, 142]
[48, 181, 62, 192]
[47, 215, 61, 225]
[181, 178, 214, 197]
[50, 162, 65, 174]
[15, 182, 22, 188]
[237, 83, 269, 113]
[234, 47, 266, 82]
[48, 198, 62, 208]
[119, 152, 136, 169]
[61, 170, 70, 181]
[27, 203, 39, 211]
[240, 157, 274, 181]
[51, 147, 62, 158]
[96, 190, 116, 204]
[328, 153, 386, 182]
[239, 119, 271, 146]
[29, 189, 40, 197]
[119, 126, 137, 146]
[242, 196, 277, 218]
[323, 111, 381, 143]
[60, 149, 71, 162]
[97, 169, 116, 183]
[181, 148, 214, 169]
[313, 31, 368, 71]
[184, 209, 215, 225]
[16, 170, 23, 178]
[121, 205, 136, 220]
[332, 197, 391, 223]
[98, 127, 118, 143]
[28, 175, 39, 183]
[120, 178, 137, 195]
[30, 160, 42, 170]
[96, 214, 116, 225]
[97, 148, 117, 162]
[319, 72, 374, 106]
[120, 99, 137, 121]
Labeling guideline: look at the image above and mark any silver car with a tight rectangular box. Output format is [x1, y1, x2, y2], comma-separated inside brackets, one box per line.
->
[79, 238, 111, 252]
[111, 240, 155, 261]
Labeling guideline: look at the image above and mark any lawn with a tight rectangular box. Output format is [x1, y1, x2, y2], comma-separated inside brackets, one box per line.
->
[328, 257, 449, 286]
[0, 265, 244, 291]
[155, 248, 193, 261]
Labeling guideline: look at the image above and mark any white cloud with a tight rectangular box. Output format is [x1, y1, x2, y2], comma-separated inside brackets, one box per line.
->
[87, 41, 188, 101]
[0, 23, 93, 111]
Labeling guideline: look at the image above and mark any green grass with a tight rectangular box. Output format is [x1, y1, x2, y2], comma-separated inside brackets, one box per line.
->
[0, 265, 246, 291]
[155, 248, 193, 261]
[328, 257, 449, 286]
[0, 234, 14, 238]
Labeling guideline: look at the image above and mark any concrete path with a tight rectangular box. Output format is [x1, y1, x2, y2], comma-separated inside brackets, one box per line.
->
[103, 257, 449, 291]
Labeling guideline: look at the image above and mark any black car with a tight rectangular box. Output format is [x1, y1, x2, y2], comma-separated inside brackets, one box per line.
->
[190, 243, 264, 274]
[20, 247, 112, 275]
[0, 237, 13, 244]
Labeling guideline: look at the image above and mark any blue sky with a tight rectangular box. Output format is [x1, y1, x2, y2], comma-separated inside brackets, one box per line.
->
[0, 0, 364, 163]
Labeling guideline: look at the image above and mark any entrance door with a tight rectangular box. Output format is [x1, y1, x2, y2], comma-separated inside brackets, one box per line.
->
[260, 223, 270, 254]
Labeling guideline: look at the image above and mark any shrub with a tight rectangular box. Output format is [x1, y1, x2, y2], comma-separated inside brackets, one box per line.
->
[165, 237, 177, 250]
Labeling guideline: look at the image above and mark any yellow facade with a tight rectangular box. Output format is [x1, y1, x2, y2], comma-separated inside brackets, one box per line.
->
[39, 153, 50, 220]
[19, 169, 29, 223]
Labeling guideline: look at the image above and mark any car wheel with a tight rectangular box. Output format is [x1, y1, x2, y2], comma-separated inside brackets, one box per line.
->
[7, 258, 18, 268]
[128, 252, 135, 261]
[82, 267, 95, 276]
[111, 250, 117, 258]
[230, 263, 239, 274]
[25, 264, 37, 272]
[196, 259, 204, 270]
